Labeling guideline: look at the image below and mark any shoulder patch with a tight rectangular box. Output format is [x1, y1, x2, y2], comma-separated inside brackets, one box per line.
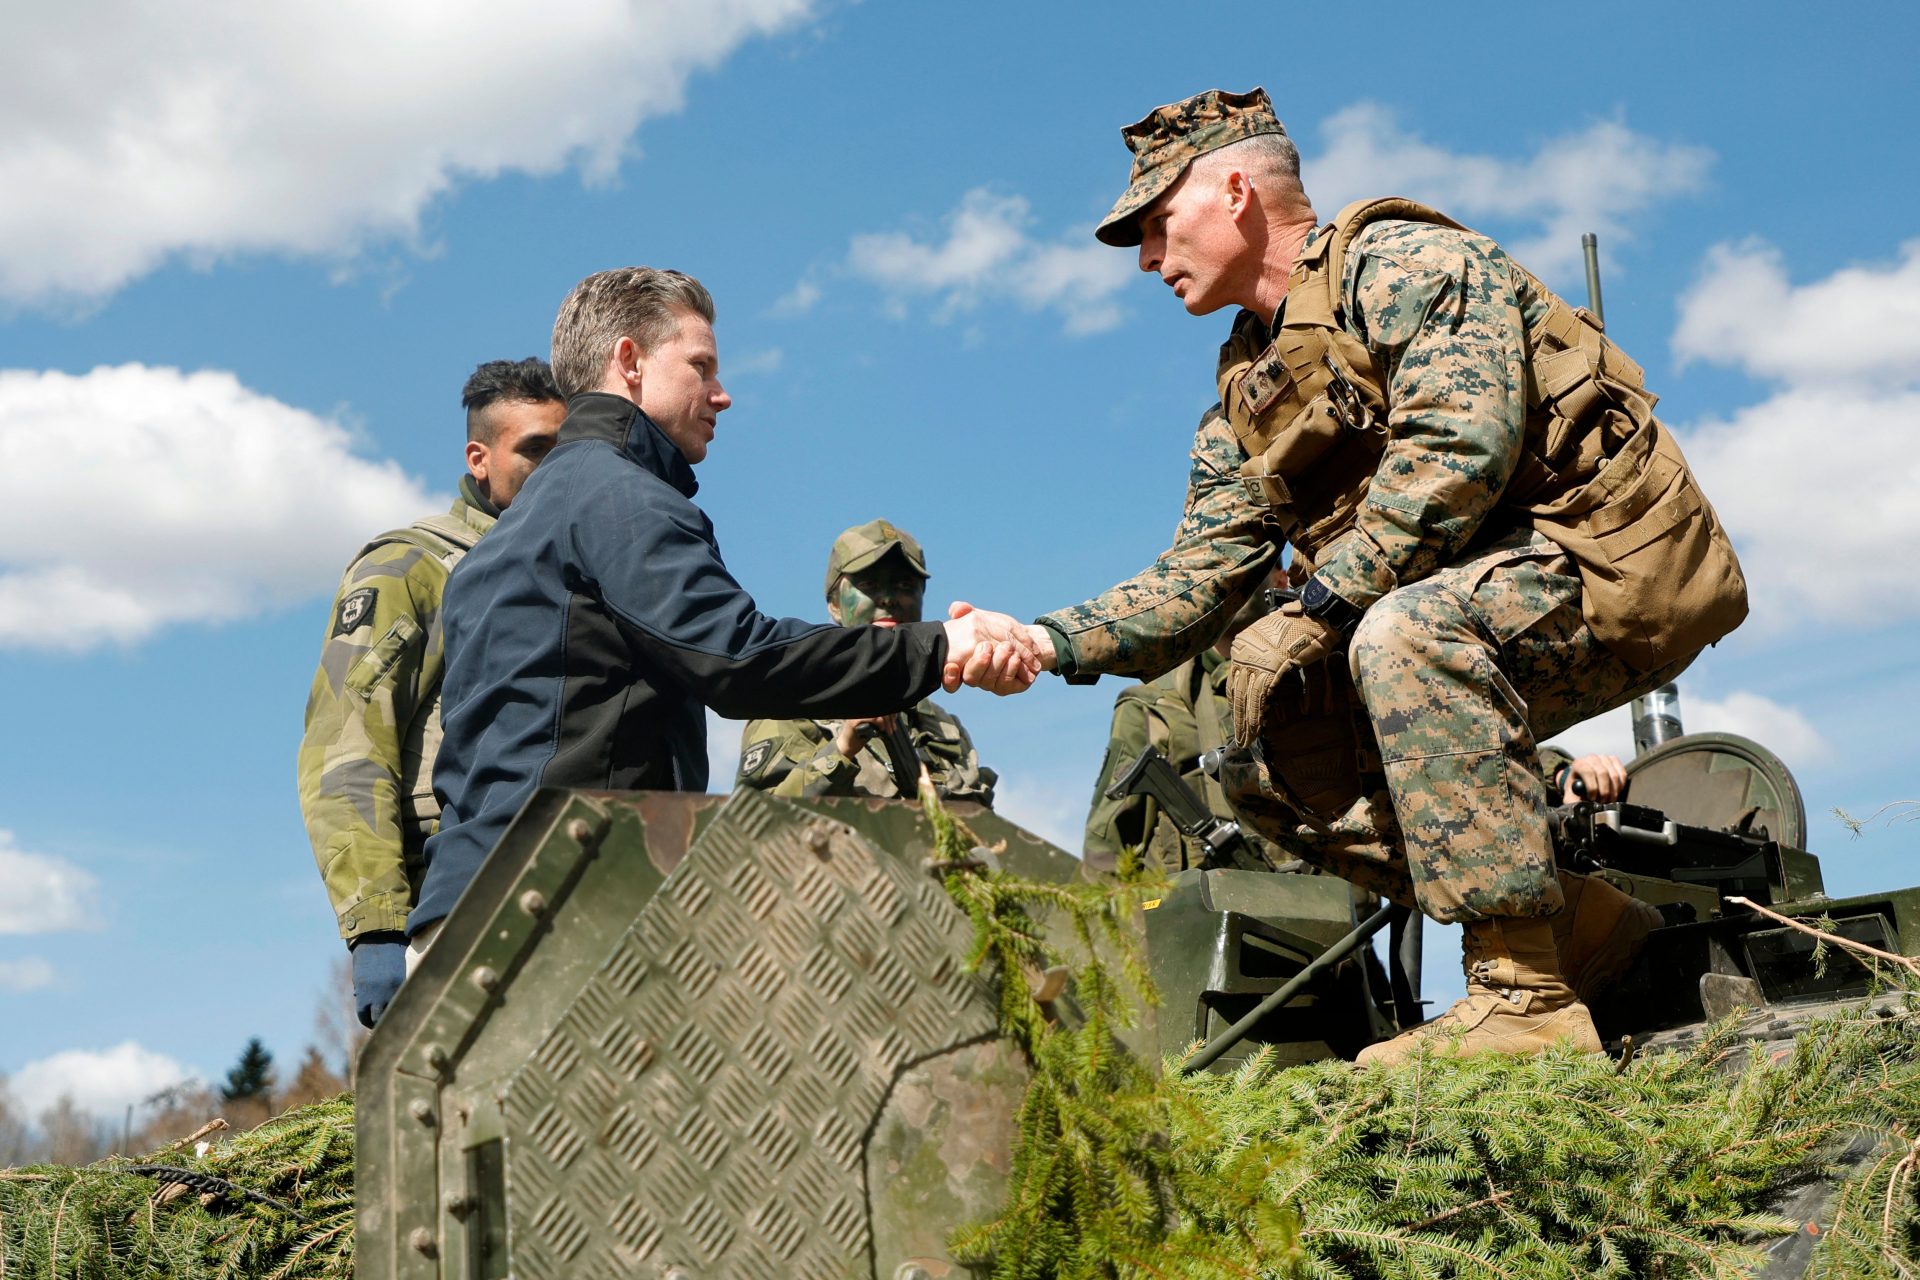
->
[739, 739, 774, 777]
[334, 588, 378, 636]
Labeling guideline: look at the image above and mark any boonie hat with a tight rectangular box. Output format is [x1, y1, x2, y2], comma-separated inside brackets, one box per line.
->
[824, 519, 928, 600]
[1095, 87, 1289, 248]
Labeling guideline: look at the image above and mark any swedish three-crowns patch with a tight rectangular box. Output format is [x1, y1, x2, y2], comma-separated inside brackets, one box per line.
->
[334, 588, 377, 636]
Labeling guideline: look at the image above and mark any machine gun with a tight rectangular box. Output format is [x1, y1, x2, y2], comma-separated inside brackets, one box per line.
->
[1104, 745, 1266, 871]
[1549, 800, 1817, 914]
[851, 715, 926, 797]
[1545, 781, 1911, 1035]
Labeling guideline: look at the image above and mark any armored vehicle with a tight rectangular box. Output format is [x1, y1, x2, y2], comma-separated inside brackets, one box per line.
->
[356, 717, 1919, 1280]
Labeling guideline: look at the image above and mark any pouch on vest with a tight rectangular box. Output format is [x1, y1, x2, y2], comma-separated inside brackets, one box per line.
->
[1526, 417, 1748, 670]
[1223, 196, 1749, 671]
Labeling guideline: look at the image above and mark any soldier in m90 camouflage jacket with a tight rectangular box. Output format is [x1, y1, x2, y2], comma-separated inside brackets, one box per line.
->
[296, 358, 564, 1027]
[735, 520, 997, 806]
[996, 88, 1745, 1065]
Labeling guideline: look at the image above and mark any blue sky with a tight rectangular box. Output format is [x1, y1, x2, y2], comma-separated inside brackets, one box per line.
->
[4, 1, 1918, 1120]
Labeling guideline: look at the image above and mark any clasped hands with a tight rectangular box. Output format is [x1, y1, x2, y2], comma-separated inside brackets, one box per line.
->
[939, 602, 1056, 695]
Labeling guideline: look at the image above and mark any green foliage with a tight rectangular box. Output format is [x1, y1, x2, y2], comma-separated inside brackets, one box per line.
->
[9, 801, 1919, 1280]
[931, 794, 1302, 1278]
[0, 1093, 353, 1279]
[935, 781, 1920, 1279]
[221, 1039, 276, 1104]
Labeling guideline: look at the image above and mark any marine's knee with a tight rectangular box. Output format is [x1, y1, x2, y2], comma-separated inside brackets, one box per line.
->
[1349, 582, 1471, 682]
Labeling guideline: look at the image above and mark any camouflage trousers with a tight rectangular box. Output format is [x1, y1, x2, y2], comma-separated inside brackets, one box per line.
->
[1225, 528, 1693, 924]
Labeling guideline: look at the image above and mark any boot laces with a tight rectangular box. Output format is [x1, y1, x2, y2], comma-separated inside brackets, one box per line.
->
[1467, 958, 1524, 1006]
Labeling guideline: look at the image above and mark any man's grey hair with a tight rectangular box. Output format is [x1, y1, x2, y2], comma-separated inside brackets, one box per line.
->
[550, 267, 716, 399]
[1193, 132, 1305, 195]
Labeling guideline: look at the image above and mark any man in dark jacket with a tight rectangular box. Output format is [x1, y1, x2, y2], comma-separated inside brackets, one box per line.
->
[412, 267, 1034, 957]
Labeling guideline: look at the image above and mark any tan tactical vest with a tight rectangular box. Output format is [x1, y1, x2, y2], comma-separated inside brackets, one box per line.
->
[1218, 197, 1747, 671]
[357, 512, 486, 843]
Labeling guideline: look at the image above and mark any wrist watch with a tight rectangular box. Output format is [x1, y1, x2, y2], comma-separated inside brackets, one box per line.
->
[1299, 575, 1363, 636]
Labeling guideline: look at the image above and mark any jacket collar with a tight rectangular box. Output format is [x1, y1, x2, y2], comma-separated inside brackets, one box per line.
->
[454, 472, 501, 527]
[559, 392, 699, 499]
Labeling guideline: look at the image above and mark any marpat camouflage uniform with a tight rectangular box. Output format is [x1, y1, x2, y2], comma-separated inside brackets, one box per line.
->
[297, 475, 497, 941]
[1041, 222, 1691, 924]
[1083, 650, 1285, 874]
[736, 699, 996, 805]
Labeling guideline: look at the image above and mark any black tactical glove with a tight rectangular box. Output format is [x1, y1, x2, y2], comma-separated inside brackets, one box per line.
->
[349, 931, 408, 1028]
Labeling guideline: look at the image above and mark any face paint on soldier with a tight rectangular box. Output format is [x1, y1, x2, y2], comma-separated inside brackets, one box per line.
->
[829, 560, 926, 628]
[466, 398, 565, 508]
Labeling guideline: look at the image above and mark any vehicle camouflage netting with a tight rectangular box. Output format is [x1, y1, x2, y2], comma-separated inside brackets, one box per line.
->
[2, 791, 1916, 1279]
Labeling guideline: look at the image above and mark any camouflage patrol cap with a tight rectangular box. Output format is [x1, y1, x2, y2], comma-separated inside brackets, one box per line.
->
[824, 519, 928, 600]
[1095, 87, 1288, 248]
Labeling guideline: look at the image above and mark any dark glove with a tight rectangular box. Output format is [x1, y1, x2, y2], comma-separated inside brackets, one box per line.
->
[349, 931, 408, 1028]
[1226, 601, 1346, 748]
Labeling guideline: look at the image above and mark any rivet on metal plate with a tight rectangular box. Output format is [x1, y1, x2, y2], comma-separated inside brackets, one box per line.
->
[566, 817, 594, 845]
[805, 825, 832, 858]
[518, 889, 549, 918]
[408, 1227, 438, 1257]
[470, 965, 499, 993]
[407, 1098, 435, 1126]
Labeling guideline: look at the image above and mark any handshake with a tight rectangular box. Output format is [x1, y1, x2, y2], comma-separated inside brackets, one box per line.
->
[938, 603, 1055, 695]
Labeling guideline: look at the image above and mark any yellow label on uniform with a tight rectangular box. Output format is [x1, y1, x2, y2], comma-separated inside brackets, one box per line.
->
[1142, 898, 1162, 911]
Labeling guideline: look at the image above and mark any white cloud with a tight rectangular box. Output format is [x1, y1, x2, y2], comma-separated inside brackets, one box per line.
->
[0, 830, 100, 935]
[1543, 685, 1828, 767]
[729, 347, 785, 377]
[1670, 242, 1920, 629]
[991, 773, 1086, 853]
[771, 278, 823, 316]
[1681, 388, 1920, 628]
[1304, 104, 1712, 280]
[706, 708, 745, 790]
[1686, 690, 1831, 765]
[0, 364, 436, 650]
[1542, 703, 1636, 763]
[840, 188, 1136, 335]
[0, 0, 817, 306]
[0, 958, 55, 992]
[1674, 239, 1920, 387]
[818, 106, 1704, 332]
[8, 1042, 201, 1118]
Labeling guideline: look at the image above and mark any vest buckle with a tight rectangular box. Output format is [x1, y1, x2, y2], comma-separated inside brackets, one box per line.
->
[1323, 356, 1380, 438]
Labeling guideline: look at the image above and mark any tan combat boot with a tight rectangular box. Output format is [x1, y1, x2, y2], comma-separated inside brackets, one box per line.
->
[1553, 869, 1663, 1003]
[1355, 916, 1602, 1067]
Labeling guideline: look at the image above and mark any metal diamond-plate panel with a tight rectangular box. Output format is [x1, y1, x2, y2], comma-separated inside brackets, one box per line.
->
[502, 792, 999, 1278]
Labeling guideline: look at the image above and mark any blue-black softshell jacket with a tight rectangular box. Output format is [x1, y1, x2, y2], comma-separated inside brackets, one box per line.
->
[414, 393, 947, 930]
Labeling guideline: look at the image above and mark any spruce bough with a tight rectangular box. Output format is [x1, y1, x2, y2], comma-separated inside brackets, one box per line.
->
[0, 1095, 352, 1278]
[3, 795, 1917, 1278]
[927, 788, 1920, 1280]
